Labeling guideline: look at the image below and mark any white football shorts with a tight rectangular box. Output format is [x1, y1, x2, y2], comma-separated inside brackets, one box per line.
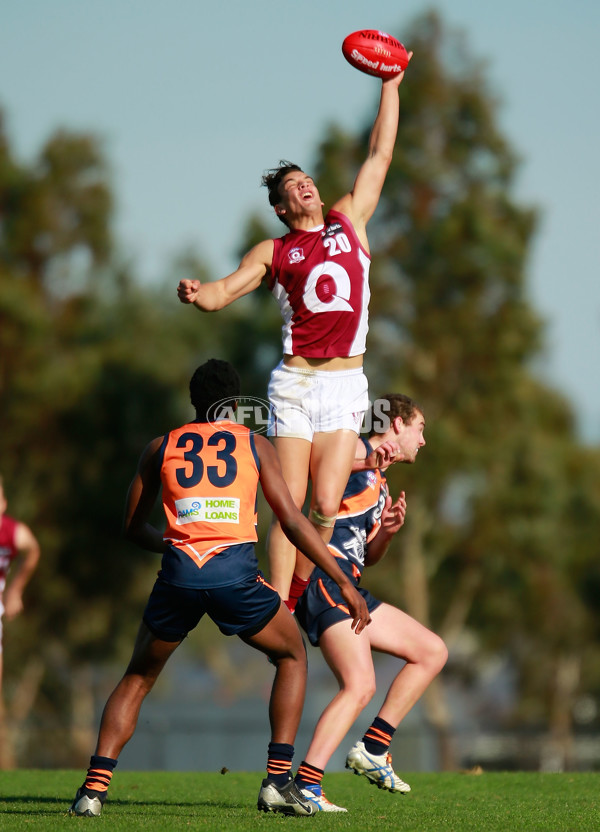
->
[267, 362, 369, 440]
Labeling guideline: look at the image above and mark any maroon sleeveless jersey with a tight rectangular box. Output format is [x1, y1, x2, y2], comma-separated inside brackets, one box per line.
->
[269, 210, 370, 358]
[0, 514, 18, 591]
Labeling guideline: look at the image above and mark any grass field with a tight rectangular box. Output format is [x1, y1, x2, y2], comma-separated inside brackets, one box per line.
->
[0, 769, 598, 831]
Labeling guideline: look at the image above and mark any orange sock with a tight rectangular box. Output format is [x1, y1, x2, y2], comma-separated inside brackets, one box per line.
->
[83, 755, 117, 794]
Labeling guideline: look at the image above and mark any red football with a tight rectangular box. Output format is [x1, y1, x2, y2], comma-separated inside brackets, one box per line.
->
[342, 30, 409, 79]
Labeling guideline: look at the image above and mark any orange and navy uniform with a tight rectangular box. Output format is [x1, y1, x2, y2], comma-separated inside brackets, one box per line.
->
[327, 437, 388, 579]
[295, 437, 386, 645]
[158, 419, 262, 588]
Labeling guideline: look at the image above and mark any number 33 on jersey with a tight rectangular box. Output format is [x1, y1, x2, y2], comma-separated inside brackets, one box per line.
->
[160, 420, 260, 570]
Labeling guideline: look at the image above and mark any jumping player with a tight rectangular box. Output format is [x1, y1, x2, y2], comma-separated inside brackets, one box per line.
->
[177, 62, 412, 603]
[290, 395, 447, 812]
[68, 359, 370, 819]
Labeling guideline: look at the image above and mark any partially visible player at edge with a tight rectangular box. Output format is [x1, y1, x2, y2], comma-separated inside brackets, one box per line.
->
[0, 476, 41, 696]
[0, 475, 41, 769]
[69, 359, 370, 819]
[292, 395, 447, 812]
[177, 59, 412, 603]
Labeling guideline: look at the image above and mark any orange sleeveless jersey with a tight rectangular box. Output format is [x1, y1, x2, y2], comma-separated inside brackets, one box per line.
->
[160, 420, 260, 571]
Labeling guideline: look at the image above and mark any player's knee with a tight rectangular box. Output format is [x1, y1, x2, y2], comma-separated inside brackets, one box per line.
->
[424, 633, 448, 676]
[309, 507, 337, 529]
[344, 675, 376, 709]
[272, 632, 308, 667]
[292, 634, 308, 665]
[356, 679, 377, 709]
[311, 491, 342, 520]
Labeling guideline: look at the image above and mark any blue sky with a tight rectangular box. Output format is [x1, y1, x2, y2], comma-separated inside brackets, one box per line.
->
[1, 0, 598, 441]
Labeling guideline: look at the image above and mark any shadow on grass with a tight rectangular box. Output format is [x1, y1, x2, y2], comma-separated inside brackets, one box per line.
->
[1, 795, 247, 815]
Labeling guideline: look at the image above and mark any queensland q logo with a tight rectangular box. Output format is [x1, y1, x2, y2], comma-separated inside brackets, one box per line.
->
[207, 396, 272, 434]
[303, 262, 353, 313]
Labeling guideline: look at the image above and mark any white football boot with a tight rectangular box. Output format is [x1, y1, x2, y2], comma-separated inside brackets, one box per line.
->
[346, 741, 411, 793]
[300, 783, 347, 812]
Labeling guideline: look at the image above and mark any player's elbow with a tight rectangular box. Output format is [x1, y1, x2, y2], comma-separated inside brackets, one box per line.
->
[27, 541, 41, 564]
[371, 147, 394, 172]
[123, 518, 140, 543]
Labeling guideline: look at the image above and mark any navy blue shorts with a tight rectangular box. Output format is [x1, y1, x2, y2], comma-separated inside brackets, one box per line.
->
[295, 574, 381, 647]
[143, 573, 281, 642]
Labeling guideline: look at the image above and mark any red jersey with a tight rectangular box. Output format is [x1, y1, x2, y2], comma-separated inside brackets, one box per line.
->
[0, 514, 18, 593]
[159, 420, 260, 577]
[269, 210, 371, 358]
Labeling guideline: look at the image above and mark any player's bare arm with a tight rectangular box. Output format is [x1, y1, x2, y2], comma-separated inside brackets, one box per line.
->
[2, 522, 40, 619]
[334, 58, 412, 240]
[352, 439, 401, 472]
[177, 239, 273, 311]
[364, 491, 407, 567]
[123, 437, 166, 553]
[255, 435, 371, 633]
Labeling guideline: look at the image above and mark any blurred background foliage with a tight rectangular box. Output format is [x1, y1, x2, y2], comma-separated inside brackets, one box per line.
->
[1, 12, 598, 770]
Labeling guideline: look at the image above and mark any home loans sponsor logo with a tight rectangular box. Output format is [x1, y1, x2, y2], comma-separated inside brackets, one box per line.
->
[175, 497, 241, 525]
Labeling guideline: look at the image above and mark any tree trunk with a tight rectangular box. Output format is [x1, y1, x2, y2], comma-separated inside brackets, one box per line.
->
[71, 665, 97, 766]
[0, 696, 16, 769]
[539, 652, 580, 771]
[400, 495, 457, 770]
[1, 656, 45, 767]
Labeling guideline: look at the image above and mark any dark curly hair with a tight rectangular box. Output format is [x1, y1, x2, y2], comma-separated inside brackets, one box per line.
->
[190, 359, 240, 421]
[261, 160, 303, 227]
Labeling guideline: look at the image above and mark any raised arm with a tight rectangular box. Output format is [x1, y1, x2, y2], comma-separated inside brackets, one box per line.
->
[334, 58, 412, 237]
[177, 238, 274, 311]
[255, 435, 371, 633]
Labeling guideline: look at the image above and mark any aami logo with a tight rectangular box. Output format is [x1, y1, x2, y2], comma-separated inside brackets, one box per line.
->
[176, 498, 202, 523]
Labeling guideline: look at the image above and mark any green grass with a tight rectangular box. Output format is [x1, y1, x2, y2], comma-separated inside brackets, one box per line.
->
[0, 770, 598, 831]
